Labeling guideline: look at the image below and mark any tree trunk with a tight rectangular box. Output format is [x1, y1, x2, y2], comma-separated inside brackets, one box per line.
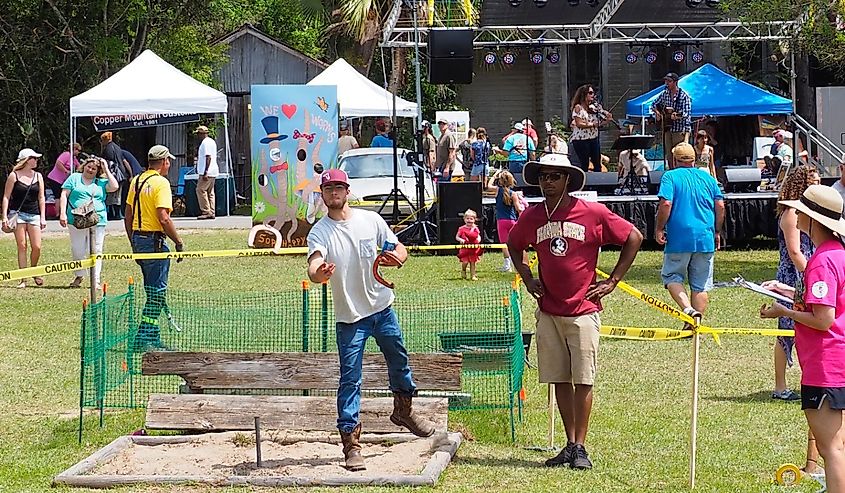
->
[387, 47, 408, 94]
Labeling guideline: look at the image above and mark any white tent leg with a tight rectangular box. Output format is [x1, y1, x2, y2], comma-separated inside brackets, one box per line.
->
[224, 113, 232, 216]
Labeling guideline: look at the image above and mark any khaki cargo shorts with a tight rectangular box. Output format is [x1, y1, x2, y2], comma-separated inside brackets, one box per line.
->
[535, 310, 601, 385]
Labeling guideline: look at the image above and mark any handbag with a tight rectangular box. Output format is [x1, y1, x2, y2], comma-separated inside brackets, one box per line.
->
[1, 213, 17, 233]
[71, 200, 99, 229]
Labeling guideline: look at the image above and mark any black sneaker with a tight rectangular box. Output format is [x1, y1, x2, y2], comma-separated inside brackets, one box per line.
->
[571, 444, 593, 470]
[544, 442, 575, 467]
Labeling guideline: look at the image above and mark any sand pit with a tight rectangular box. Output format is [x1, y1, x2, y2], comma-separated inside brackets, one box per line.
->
[54, 431, 462, 488]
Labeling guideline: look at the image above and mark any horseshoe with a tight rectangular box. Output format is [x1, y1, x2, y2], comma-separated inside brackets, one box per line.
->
[372, 252, 403, 289]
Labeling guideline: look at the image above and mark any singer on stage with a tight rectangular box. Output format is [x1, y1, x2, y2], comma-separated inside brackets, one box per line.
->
[650, 72, 691, 170]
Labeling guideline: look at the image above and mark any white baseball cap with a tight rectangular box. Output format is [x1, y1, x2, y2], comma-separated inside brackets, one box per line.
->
[17, 148, 42, 160]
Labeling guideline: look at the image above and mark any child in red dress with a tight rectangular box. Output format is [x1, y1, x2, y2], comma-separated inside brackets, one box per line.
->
[456, 208, 483, 280]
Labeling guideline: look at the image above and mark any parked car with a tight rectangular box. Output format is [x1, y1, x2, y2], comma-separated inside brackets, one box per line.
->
[338, 147, 435, 220]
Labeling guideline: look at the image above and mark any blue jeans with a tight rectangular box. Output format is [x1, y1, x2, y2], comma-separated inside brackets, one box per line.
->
[336, 306, 416, 433]
[131, 232, 171, 346]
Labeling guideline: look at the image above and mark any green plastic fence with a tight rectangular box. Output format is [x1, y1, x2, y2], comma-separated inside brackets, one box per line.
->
[80, 281, 526, 421]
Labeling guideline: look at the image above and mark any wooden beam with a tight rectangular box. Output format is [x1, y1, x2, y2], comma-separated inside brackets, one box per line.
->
[144, 394, 448, 432]
[141, 352, 462, 391]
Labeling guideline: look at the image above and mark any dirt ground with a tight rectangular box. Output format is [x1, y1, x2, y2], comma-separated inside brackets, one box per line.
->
[93, 431, 447, 478]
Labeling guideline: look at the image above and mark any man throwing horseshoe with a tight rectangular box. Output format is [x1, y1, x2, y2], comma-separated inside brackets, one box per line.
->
[507, 154, 643, 470]
[306, 169, 434, 471]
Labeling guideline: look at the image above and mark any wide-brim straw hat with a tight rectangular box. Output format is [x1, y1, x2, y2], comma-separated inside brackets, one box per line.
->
[523, 153, 586, 192]
[779, 184, 845, 236]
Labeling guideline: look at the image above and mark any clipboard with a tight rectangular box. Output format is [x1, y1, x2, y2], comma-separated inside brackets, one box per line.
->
[733, 275, 794, 304]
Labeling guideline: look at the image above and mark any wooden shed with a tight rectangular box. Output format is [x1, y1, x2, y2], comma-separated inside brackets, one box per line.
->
[214, 24, 327, 195]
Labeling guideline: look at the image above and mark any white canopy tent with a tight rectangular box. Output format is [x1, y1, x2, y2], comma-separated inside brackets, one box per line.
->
[306, 58, 418, 118]
[68, 50, 232, 212]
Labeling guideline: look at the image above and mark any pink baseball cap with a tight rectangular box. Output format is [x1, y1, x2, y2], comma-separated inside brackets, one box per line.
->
[320, 169, 349, 187]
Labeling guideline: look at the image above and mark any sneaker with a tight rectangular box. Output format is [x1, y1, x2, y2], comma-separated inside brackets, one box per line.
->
[544, 442, 575, 467]
[772, 389, 800, 401]
[570, 444, 593, 470]
[498, 265, 512, 272]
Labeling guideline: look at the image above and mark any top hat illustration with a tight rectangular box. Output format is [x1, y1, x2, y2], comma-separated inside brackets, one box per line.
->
[260, 116, 289, 144]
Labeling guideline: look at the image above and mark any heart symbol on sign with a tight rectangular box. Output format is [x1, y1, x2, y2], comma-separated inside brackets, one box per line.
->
[281, 104, 297, 119]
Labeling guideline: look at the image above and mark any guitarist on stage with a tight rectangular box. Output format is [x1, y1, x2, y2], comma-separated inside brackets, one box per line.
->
[650, 72, 692, 170]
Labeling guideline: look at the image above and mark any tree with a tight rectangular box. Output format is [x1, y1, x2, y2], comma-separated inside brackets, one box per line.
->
[721, 0, 845, 76]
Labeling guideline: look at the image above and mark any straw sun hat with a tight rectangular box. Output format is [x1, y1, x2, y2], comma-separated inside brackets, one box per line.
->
[779, 184, 845, 236]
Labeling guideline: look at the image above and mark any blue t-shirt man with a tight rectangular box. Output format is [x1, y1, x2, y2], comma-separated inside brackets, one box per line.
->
[371, 134, 393, 148]
[658, 165, 724, 253]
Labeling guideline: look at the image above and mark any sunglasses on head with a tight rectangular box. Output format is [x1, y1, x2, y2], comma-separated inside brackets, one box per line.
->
[538, 171, 564, 182]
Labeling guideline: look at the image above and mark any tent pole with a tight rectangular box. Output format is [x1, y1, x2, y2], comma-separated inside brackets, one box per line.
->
[224, 112, 232, 216]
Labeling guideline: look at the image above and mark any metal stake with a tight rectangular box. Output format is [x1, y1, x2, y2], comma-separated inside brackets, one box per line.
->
[255, 416, 263, 468]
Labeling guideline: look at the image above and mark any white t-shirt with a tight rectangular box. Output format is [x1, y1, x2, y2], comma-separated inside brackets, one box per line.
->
[197, 136, 219, 177]
[307, 209, 399, 323]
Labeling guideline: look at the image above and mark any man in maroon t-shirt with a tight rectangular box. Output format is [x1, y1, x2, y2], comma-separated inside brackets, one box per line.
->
[507, 153, 643, 470]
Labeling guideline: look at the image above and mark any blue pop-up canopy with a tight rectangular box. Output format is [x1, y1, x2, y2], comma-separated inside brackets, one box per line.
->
[625, 63, 793, 118]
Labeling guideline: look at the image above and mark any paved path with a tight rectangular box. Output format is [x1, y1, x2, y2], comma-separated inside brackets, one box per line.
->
[42, 215, 253, 234]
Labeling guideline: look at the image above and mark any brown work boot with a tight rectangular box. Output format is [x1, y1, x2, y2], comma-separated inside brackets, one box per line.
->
[390, 393, 435, 437]
[339, 423, 366, 471]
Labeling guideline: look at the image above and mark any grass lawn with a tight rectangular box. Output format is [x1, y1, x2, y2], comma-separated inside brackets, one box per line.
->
[0, 230, 819, 492]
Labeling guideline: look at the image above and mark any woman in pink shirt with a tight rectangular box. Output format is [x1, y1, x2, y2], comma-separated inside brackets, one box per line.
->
[761, 185, 845, 490]
[46, 143, 81, 199]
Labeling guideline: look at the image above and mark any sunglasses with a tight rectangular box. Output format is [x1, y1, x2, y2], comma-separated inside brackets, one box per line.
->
[587, 90, 595, 94]
[538, 172, 565, 182]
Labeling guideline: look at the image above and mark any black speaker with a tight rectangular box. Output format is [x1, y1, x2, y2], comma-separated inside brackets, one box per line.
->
[428, 29, 473, 84]
[648, 170, 664, 194]
[724, 167, 761, 193]
[438, 181, 482, 222]
[584, 172, 618, 195]
[428, 29, 473, 58]
[439, 218, 465, 246]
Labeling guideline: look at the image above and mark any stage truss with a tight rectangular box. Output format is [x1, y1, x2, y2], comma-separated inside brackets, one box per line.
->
[381, 0, 796, 48]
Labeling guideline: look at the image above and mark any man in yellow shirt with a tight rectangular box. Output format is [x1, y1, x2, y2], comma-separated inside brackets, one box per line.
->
[125, 145, 184, 351]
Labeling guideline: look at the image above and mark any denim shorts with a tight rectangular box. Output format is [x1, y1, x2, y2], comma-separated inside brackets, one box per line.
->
[661, 252, 714, 292]
[11, 211, 40, 225]
[470, 163, 486, 177]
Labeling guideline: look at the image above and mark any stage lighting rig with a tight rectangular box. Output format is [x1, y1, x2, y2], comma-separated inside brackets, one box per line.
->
[530, 49, 544, 64]
[547, 49, 561, 64]
[502, 52, 516, 65]
[685, 0, 702, 7]
[534, 0, 548, 7]
[508, 0, 522, 7]
[644, 50, 658, 64]
[691, 50, 704, 63]
[625, 52, 638, 64]
[484, 51, 498, 64]
[586, 0, 599, 6]
[672, 49, 685, 62]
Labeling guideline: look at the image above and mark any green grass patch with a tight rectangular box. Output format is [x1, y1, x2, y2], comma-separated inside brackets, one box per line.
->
[0, 231, 818, 492]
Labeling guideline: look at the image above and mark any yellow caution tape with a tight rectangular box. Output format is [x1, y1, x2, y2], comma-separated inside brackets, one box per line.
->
[0, 243, 512, 282]
[596, 268, 697, 326]
[594, 268, 794, 340]
[0, 258, 97, 282]
[601, 326, 691, 341]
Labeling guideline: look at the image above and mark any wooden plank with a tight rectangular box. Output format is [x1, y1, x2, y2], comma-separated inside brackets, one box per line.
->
[144, 394, 448, 432]
[141, 352, 462, 391]
[53, 436, 132, 485]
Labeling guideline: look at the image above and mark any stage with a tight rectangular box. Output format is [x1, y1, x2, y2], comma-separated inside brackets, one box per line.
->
[481, 192, 779, 244]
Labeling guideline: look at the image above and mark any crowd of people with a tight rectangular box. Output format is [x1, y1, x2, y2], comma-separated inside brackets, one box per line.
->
[4, 90, 845, 483]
